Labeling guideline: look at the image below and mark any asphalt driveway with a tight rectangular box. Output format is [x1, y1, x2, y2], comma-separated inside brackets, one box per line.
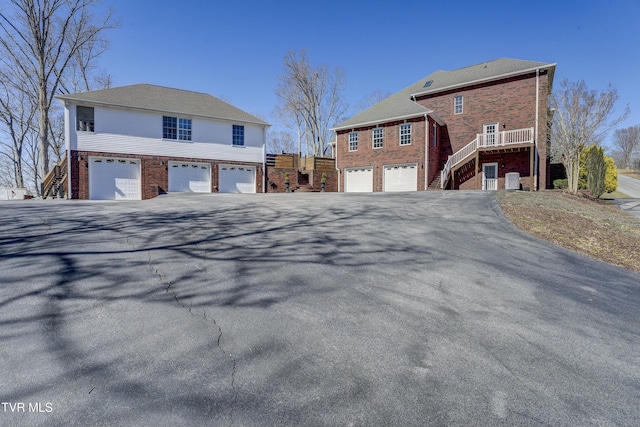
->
[1, 191, 639, 426]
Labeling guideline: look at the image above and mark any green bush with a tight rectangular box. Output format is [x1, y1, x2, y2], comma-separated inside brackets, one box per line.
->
[579, 145, 618, 194]
[553, 179, 568, 189]
[604, 156, 618, 193]
[585, 146, 606, 198]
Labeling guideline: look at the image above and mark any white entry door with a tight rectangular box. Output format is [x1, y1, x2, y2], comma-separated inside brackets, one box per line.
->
[482, 163, 498, 190]
[483, 123, 498, 146]
[168, 161, 211, 193]
[219, 165, 256, 193]
[345, 167, 373, 192]
[89, 157, 141, 200]
[383, 164, 418, 192]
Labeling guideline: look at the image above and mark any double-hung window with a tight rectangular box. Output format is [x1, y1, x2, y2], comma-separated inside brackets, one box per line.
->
[178, 118, 191, 141]
[163, 116, 192, 141]
[372, 128, 383, 149]
[232, 125, 245, 146]
[454, 95, 463, 114]
[77, 106, 94, 132]
[348, 132, 358, 151]
[399, 123, 412, 146]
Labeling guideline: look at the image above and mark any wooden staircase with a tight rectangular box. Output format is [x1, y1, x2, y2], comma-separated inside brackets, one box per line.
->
[41, 156, 68, 199]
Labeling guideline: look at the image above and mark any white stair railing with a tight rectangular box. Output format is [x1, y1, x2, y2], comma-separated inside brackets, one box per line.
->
[441, 138, 477, 188]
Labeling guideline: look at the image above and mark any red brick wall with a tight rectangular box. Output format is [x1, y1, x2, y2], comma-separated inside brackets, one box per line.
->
[309, 170, 338, 192]
[336, 116, 428, 192]
[265, 167, 296, 193]
[458, 149, 533, 190]
[70, 150, 263, 199]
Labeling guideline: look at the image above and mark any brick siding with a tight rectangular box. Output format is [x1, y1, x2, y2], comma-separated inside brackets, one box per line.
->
[70, 150, 263, 199]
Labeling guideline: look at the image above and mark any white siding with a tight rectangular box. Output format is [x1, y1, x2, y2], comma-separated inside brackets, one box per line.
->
[66, 104, 265, 163]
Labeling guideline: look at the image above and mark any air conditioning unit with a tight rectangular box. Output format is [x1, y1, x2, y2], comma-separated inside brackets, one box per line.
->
[505, 172, 520, 190]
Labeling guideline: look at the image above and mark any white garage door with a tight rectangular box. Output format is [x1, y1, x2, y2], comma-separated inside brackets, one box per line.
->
[384, 164, 418, 192]
[219, 165, 256, 193]
[168, 161, 211, 193]
[345, 167, 373, 192]
[89, 157, 141, 200]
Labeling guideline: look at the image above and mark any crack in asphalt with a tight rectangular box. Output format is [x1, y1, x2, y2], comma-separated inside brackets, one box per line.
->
[147, 249, 239, 426]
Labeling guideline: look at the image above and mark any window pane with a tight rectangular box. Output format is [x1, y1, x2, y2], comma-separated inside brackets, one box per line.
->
[400, 124, 411, 145]
[77, 106, 95, 132]
[178, 118, 192, 141]
[454, 96, 463, 114]
[373, 128, 383, 148]
[349, 132, 358, 151]
[163, 116, 177, 139]
[233, 125, 245, 146]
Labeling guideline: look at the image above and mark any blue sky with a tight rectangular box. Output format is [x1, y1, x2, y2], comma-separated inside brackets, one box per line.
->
[99, 0, 639, 146]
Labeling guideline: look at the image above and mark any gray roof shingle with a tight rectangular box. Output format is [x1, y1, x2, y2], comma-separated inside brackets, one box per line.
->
[57, 84, 269, 126]
[334, 58, 555, 130]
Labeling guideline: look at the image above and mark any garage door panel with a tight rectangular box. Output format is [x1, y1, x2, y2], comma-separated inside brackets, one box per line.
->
[89, 157, 141, 200]
[384, 164, 417, 192]
[219, 165, 256, 193]
[345, 168, 373, 192]
[168, 162, 211, 193]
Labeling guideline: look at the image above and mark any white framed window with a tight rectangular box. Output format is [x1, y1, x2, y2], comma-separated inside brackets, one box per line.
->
[399, 123, 411, 146]
[163, 116, 192, 141]
[77, 106, 94, 132]
[348, 132, 358, 151]
[373, 128, 383, 149]
[232, 125, 244, 146]
[454, 95, 463, 114]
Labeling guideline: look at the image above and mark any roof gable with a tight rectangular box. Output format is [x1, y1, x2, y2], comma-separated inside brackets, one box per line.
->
[56, 84, 269, 126]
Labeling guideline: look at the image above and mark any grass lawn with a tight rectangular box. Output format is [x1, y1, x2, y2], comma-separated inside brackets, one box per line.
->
[497, 190, 640, 273]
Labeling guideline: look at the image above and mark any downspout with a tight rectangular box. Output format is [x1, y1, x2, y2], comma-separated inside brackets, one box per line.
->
[534, 68, 539, 191]
[65, 102, 72, 199]
[335, 137, 341, 192]
[424, 114, 429, 190]
[262, 125, 267, 193]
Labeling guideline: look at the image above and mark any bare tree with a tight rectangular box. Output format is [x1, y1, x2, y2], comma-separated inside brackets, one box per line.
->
[355, 89, 392, 113]
[610, 125, 640, 170]
[0, 74, 37, 189]
[275, 50, 346, 157]
[267, 130, 297, 154]
[550, 79, 628, 193]
[0, 0, 116, 183]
